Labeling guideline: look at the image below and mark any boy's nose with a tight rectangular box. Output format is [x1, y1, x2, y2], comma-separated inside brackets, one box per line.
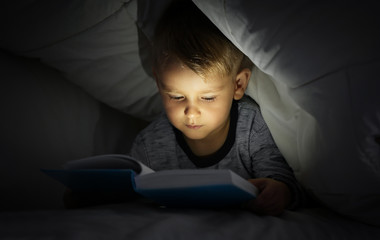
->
[184, 105, 200, 118]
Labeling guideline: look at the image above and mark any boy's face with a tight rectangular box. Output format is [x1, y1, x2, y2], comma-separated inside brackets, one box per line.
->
[156, 65, 236, 144]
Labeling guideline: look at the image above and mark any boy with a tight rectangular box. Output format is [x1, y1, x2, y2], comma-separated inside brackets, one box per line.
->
[130, 0, 303, 215]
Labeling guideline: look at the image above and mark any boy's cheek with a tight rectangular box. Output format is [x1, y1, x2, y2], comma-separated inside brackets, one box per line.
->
[164, 103, 181, 114]
[165, 106, 184, 124]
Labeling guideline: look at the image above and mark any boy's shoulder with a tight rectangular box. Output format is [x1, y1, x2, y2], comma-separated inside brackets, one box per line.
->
[136, 112, 174, 141]
[237, 95, 267, 132]
[130, 112, 179, 169]
[237, 95, 261, 113]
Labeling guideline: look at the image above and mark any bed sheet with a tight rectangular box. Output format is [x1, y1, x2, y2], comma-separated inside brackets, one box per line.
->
[1, 200, 379, 240]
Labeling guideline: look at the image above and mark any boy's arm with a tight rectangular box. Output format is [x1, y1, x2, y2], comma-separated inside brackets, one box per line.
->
[129, 133, 151, 167]
[244, 178, 292, 216]
[252, 152, 304, 211]
[249, 125, 305, 211]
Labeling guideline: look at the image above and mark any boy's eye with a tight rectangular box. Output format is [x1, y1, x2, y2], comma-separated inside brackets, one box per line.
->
[169, 95, 184, 101]
[201, 96, 216, 102]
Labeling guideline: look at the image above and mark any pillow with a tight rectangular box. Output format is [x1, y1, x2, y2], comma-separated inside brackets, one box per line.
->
[0, 0, 162, 121]
[194, 0, 380, 226]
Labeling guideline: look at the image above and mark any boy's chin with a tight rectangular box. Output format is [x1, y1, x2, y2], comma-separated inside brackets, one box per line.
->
[182, 131, 208, 141]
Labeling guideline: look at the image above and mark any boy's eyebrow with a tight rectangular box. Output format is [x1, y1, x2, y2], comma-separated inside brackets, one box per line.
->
[162, 87, 224, 94]
[159, 81, 225, 92]
[159, 84, 179, 93]
[199, 87, 224, 93]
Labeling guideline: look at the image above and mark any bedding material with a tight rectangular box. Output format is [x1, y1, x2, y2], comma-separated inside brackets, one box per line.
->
[1, 0, 162, 121]
[0, 0, 126, 52]
[0, 50, 145, 210]
[1, 200, 380, 239]
[193, 0, 380, 226]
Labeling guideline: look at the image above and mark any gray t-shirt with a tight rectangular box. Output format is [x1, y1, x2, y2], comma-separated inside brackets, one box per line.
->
[130, 95, 303, 208]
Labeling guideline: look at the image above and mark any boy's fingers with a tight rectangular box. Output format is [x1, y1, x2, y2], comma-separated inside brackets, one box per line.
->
[248, 178, 268, 191]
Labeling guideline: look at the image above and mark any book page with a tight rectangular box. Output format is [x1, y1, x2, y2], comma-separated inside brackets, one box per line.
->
[134, 169, 257, 207]
[63, 154, 154, 174]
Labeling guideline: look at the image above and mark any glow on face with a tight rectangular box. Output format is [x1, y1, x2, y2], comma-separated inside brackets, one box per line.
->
[157, 65, 235, 143]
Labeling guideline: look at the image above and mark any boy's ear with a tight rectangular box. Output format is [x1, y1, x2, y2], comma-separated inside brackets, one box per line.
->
[233, 68, 251, 100]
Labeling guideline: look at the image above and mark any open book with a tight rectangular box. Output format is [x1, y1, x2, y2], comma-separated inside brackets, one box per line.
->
[42, 154, 258, 208]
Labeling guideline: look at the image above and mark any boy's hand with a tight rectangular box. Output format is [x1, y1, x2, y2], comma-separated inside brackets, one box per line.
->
[244, 178, 292, 216]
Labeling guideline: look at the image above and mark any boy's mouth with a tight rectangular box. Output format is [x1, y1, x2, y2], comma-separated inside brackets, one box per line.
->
[186, 124, 202, 130]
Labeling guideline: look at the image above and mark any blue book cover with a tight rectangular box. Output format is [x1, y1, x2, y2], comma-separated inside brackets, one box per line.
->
[42, 154, 258, 208]
[42, 169, 137, 195]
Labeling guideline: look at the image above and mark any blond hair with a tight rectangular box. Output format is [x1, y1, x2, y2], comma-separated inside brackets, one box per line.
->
[153, 0, 253, 80]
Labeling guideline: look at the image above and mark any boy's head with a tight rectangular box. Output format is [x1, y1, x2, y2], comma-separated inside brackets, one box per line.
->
[153, 0, 253, 81]
[152, 0, 254, 153]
